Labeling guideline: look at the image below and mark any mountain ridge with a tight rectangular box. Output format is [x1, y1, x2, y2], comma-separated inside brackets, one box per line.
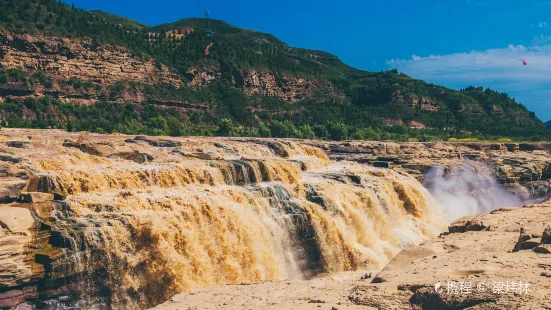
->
[0, 0, 549, 141]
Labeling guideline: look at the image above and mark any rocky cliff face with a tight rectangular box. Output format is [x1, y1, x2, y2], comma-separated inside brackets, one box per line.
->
[188, 65, 346, 103]
[0, 28, 346, 106]
[391, 90, 440, 112]
[0, 30, 182, 88]
[237, 70, 344, 102]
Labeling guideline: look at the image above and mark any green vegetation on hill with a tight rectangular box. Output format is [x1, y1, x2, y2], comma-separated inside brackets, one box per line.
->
[0, 0, 550, 141]
[89, 10, 148, 30]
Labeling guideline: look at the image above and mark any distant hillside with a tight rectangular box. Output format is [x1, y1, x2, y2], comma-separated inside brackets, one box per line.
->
[0, 0, 549, 141]
[546, 120, 551, 130]
[90, 10, 148, 30]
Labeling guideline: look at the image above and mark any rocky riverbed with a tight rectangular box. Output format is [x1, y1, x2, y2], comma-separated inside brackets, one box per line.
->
[0, 129, 550, 309]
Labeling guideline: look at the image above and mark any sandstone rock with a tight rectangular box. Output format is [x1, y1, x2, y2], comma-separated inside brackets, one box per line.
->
[0, 179, 27, 203]
[519, 143, 536, 151]
[17, 192, 54, 203]
[191, 152, 222, 160]
[108, 151, 153, 163]
[373, 161, 391, 168]
[0, 206, 34, 232]
[0, 154, 21, 163]
[505, 143, 520, 152]
[0, 287, 38, 309]
[542, 226, 551, 244]
[448, 216, 487, 233]
[25, 174, 68, 199]
[5, 141, 30, 149]
[464, 219, 486, 231]
[521, 238, 541, 250]
[128, 136, 182, 148]
[534, 244, 551, 254]
[490, 143, 504, 150]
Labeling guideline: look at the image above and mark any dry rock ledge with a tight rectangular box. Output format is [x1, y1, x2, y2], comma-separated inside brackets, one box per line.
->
[153, 201, 551, 310]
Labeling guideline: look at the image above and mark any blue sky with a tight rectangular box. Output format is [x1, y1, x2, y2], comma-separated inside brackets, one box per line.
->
[65, 0, 551, 121]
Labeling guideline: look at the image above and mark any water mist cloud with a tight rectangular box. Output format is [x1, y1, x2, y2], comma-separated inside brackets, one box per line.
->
[423, 162, 522, 221]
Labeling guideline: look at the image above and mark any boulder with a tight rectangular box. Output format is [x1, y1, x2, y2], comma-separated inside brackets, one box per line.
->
[448, 216, 486, 233]
[448, 216, 476, 233]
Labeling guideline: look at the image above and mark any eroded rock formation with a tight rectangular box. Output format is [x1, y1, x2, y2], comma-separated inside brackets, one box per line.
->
[0, 30, 182, 88]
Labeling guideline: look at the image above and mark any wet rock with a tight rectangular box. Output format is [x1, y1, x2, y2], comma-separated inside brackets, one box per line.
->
[262, 141, 290, 158]
[213, 143, 236, 152]
[34, 247, 65, 265]
[464, 143, 484, 151]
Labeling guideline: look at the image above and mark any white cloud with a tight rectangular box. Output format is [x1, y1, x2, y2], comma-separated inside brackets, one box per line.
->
[387, 43, 551, 121]
[538, 21, 548, 28]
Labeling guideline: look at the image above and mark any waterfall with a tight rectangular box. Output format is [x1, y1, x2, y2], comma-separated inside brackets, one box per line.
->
[12, 139, 446, 309]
